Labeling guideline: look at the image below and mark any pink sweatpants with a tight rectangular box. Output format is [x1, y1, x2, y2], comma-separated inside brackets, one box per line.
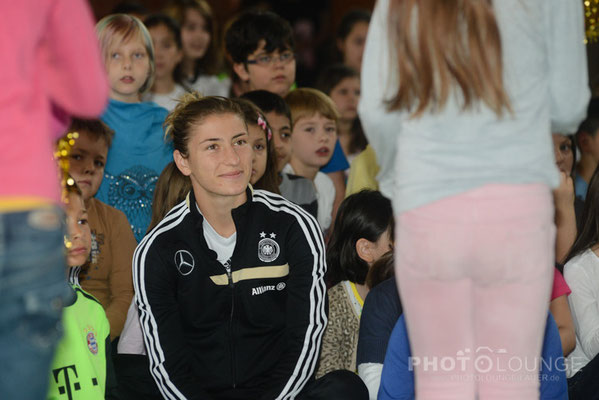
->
[396, 184, 555, 400]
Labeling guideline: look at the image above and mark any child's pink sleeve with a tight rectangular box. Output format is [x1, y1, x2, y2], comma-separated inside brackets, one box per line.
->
[42, 0, 108, 119]
[551, 267, 572, 301]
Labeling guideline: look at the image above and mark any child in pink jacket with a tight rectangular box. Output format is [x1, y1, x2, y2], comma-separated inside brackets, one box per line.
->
[0, 1, 108, 398]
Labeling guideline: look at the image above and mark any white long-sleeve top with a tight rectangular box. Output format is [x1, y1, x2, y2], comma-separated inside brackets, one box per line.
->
[359, 0, 590, 212]
[564, 248, 599, 377]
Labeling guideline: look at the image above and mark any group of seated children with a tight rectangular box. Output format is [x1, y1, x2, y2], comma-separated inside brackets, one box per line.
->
[93, 5, 365, 241]
[47, 1, 599, 399]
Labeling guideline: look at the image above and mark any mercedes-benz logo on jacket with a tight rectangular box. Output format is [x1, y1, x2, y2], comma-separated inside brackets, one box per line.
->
[174, 250, 195, 275]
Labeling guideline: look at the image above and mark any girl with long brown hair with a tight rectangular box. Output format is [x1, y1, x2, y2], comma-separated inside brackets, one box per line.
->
[164, 0, 230, 96]
[359, 0, 589, 398]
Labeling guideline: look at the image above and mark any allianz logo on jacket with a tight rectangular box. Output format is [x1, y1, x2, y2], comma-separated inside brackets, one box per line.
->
[252, 282, 286, 296]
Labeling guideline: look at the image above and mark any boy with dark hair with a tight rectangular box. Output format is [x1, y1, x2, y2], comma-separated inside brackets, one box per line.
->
[226, 10, 296, 98]
[60, 119, 136, 340]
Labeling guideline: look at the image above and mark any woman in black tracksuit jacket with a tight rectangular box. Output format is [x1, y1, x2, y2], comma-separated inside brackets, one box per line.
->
[130, 95, 367, 400]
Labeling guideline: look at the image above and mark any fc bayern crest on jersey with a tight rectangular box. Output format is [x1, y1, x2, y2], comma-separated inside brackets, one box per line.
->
[86, 330, 98, 355]
[258, 232, 280, 262]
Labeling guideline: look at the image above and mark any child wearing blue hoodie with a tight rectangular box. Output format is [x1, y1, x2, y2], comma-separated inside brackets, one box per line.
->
[96, 14, 173, 241]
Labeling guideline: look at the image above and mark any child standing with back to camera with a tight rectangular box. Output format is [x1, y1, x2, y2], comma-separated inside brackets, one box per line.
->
[360, 0, 589, 398]
[0, 1, 108, 398]
[95, 14, 173, 242]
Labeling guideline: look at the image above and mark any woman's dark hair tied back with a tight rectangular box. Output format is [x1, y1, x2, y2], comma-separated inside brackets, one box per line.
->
[164, 94, 246, 157]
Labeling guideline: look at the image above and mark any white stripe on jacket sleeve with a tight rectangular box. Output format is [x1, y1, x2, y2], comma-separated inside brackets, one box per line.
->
[133, 201, 189, 400]
[253, 190, 328, 400]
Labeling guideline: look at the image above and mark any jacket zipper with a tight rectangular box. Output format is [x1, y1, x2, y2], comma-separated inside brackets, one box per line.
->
[224, 259, 236, 388]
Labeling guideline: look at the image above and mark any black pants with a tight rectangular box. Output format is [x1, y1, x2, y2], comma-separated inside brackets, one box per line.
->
[568, 353, 599, 400]
[297, 369, 368, 400]
[110, 354, 162, 400]
[111, 354, 368, 400]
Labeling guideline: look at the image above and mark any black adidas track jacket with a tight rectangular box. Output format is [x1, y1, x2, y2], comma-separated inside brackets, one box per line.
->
[133, 187, 327, 400]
